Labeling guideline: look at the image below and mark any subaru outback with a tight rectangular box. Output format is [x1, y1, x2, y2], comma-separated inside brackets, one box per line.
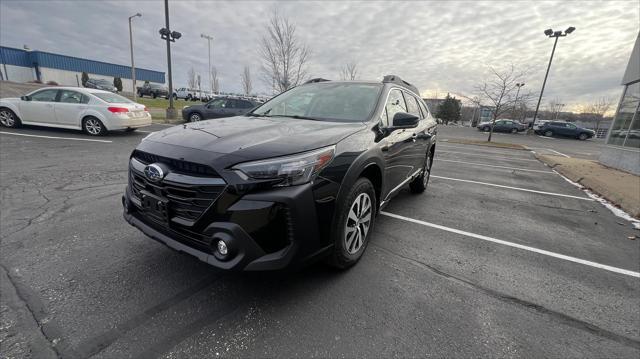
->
[122, 75, 437, 270]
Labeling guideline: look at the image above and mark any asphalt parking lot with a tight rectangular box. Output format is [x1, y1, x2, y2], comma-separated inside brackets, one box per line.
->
[1, 125, 639, 358]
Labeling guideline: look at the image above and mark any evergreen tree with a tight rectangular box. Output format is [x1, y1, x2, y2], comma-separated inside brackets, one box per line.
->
[81, 72, 89, 87]
[436, 94, 461, 124]
[113, 77, 123, 92]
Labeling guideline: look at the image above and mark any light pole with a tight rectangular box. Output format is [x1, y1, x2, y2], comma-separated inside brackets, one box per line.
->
[159, 0, 181, 120]
[201, 33, 213, 93]
[514, 82, 524, 121]
[128, 12, 142, 101]
[530, 26, 575, 130]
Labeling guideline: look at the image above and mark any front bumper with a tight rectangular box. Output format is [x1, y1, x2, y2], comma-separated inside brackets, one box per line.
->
[122, 168, 325, 271]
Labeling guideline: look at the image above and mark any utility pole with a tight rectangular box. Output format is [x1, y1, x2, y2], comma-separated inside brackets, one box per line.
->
[128, 12, 142, 100]
[201, 34, 213, 93]
[159, 0, 181, 120]
[530, 27, 575, 130]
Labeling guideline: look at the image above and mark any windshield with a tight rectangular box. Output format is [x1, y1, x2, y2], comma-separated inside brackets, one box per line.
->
[94, 79, 111, 85]
[251, 83, 382, 122]
[150, 84, 165, 89]
[93, 93, 133, 104]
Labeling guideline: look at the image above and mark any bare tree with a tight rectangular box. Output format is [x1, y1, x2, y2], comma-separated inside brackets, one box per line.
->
[187, 67, 197, 89]
[211, 66, 220, 94]
[476, 64, 530, 141]
[581, 97, 614, 131]
[259, 9, 310, 94]
[546, 98, 566, 120]
[241, 66, 252, 95]
[340, 62, 358, 80]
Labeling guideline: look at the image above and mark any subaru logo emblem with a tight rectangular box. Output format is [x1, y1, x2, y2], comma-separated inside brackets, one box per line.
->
[144, 163, 165, 182]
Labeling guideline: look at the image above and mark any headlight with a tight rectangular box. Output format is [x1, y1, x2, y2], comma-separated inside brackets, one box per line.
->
[232, 145, 335, 186]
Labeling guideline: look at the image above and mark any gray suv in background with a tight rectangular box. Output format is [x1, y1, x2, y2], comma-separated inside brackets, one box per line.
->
[182, 97, 258, 122]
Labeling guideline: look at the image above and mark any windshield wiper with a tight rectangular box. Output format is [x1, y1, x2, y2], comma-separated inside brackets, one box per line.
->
[265, 114, 322, 121]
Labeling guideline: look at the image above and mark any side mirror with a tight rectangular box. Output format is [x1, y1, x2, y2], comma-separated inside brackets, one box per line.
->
[20, 95, 31, 101]
[391, 112, 419, 129]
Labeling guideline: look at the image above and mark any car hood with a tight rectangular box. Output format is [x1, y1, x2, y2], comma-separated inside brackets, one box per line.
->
[144, 116, 366, 159]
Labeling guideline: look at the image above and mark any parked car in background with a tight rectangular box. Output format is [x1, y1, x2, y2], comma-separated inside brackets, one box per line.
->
[0, 87, 151, 136]
[137, 83, 169, 99]
[182, 96, 258, 122]
[535, 121, 595, 140]
[84, 78, 117, 93]
[123, 75, 437, 271]
[533, 119, 550, 131]
[173, 87, 197, 100]
[477, 119, 526, 133]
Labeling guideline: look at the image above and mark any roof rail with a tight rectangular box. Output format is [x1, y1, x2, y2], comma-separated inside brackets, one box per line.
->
[382, 75, 420, 95]
[305, 78, 330, 84]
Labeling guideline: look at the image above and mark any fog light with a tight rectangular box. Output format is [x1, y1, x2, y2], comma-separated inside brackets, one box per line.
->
[217, 240, 228, 256]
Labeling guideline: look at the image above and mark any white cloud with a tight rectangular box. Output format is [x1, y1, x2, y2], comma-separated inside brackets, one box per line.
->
[1, 0, 638, 108]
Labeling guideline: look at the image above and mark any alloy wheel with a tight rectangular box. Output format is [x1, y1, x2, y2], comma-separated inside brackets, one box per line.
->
[85, 118, 102, 135]
[345, 193, 372, 255]
[190, 113, 201, 122]
[0, 110, 15, 127]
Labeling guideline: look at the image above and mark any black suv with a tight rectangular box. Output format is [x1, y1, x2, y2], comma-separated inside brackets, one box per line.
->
[122, 76, 437, 271]
[535, 121, 595, 140]
[182, 97, 258, 122]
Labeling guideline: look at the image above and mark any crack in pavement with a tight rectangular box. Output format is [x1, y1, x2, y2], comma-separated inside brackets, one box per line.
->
[371, 243, 640, 350]
[0, 263, 80, 359]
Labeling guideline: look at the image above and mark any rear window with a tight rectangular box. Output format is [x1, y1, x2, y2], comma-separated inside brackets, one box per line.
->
[93, 93, 133, 104]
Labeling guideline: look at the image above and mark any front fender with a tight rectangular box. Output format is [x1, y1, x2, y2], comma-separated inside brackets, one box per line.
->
[0, 100, 22, 119]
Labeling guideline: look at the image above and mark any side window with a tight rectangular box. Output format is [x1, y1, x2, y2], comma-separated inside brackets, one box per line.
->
[239, 100, 254, 109]
[30, 89, 58, 102]
[385, 89, 407, 124]
[227, 100, 238, 109]
[208, 99, 226, 108]
[59, 90, 83, 104]
[81, 95, 90, 104]
[418, 100, 430, 118]
[405, 93, 422, 118]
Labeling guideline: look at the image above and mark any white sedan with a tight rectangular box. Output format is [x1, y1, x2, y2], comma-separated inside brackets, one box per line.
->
[0, 87, 152, 136]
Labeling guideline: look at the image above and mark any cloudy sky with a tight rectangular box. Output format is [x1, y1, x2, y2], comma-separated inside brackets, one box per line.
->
[1, 0, 638, 111]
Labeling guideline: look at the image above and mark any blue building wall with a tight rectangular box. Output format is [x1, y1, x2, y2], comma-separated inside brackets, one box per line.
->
[0, 46, 164, 83]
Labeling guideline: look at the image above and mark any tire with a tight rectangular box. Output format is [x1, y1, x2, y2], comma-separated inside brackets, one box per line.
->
[173, 94, 178, 100]
[327, 178, 376, 269]
[410, 150, 433, 194]
[544, 130, 553, 137]
[0, 108, 21, 128]
[188, 112, 202, 122]
[510, 128, 518, 134]
[187, 94, 192, 101]
[578, 133, 589, 141]
[137, 92, 143, 98]
[483, 126, 490, 132]
[82, 117, 107, 136]
[125, 128, 137, 133]
[152, 93, 157, 99]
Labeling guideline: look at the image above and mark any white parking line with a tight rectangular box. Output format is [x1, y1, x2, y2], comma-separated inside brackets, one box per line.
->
[431, 175, 594, 201]
[380, 211, 640, 278]
[537, 135, 555, 140]
[439, 150, 539, 162]
[544, 148, 570, 158]
[437, 159, 553, 173]
[0, 132, 113, 143]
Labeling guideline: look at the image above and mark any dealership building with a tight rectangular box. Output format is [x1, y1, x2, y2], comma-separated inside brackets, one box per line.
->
[0, 46, 165, 93]
[599, 33, 640, 175]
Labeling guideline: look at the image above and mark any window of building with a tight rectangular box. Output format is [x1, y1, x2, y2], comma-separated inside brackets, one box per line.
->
[607, 81, 640, 148]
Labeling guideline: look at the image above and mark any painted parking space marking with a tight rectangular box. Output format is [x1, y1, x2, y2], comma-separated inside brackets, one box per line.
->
[437, 159, 553, 173]
[529, 147, 570, 158]
[438, 150, 539, 162]
[431, 175, 594, 201]
[380, 211, 640, 278]
[0, 131, 113, 143]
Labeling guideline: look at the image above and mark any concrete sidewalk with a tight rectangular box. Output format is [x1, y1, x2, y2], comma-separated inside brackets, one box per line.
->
[537, 155, 640, 218]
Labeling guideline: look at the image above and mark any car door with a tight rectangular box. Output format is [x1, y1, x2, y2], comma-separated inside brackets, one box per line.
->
[403, 92, 429, 170]
[19, 89, 59, 123]
[381, 89, 416, 197]
[203, 98, 228, 118]
[494, 120, 506, 132]
[54, 90, 88, 126]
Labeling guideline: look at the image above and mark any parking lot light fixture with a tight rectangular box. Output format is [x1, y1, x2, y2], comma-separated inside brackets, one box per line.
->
[201, 33, 214, 93]
[514, 83, 525, 121]
[128, 12, 142, 101]
[530, 26, 576, 130]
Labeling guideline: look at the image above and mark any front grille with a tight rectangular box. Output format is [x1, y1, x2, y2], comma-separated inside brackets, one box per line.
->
[132, 150, 218, 177]
[130, 170, 225, 224]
